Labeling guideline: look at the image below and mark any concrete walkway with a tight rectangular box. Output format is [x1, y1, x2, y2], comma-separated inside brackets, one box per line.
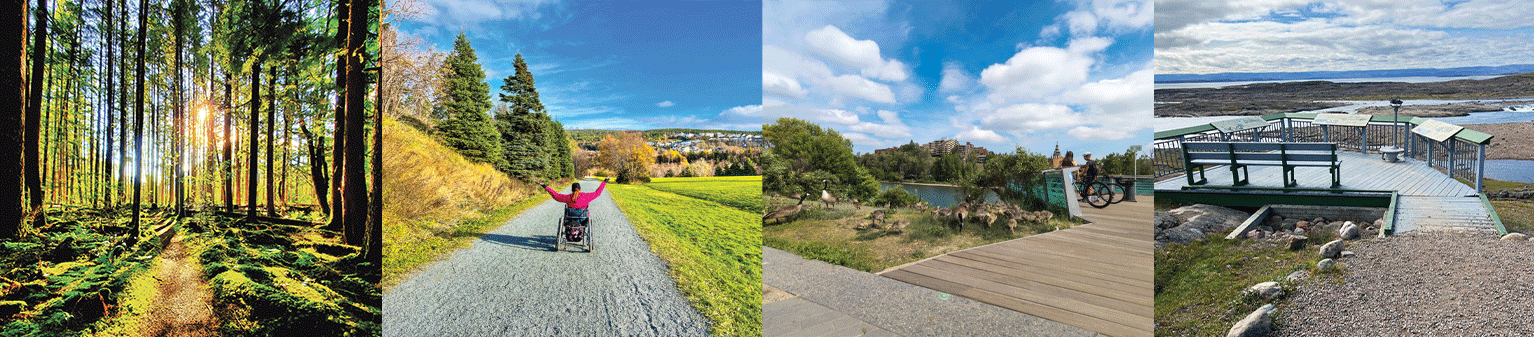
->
[764, 247, 1102, 337]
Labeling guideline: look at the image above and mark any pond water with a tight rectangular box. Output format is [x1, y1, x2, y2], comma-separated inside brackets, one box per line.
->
[1484, 160, 1534, 184]
[879, 182, 999, 208]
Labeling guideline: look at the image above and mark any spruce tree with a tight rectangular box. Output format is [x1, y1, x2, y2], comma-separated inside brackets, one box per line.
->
[497, 53, 572, 179]
[435, 33, 505, 168]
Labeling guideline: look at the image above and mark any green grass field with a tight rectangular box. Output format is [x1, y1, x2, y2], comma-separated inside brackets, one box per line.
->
[645, 176, 764, 213]
[608, 178, 762, 337]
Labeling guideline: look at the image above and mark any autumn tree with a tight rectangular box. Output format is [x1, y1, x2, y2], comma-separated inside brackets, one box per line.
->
[595, 132, 656, 184]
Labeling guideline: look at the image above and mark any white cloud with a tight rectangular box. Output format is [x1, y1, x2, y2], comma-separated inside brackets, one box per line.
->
[417, 0, 564, 28]
[1065, 67, 1152, 117]
[980, 37, 1110, 103]
[1068, 125, 1134, 141]
[1064, 11, 1098, 36]
[938, 61, 974, 93]
[804, 25, 908, 82]
[762, 71, 808, 99]
[955, 126, 1007, 143]
[980, 103, 1083, 131]
[826, 75, 897, 104]
[656, 100, 675, 108]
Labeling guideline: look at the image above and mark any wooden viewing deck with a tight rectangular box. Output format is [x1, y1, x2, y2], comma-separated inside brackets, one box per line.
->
[879, 198, 1154, 337]
[1155, 151, 1475, 197]
[1157, 151, 1501, 234]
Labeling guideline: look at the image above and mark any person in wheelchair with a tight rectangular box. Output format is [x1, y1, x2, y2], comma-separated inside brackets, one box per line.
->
[540, 177, 609, 230]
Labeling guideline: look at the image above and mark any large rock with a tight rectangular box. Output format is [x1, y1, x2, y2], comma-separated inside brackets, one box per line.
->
[1502, 233, 1529, 241]
[1284, 270, 1310, 283]
[1159, 227, 1208, 246]
[1167, 204, 1252, 235]
[1287, 235, 1308, 250]
[1339, 221, 1359, 240]
[1226, 304, 1275, 337]
[1246, 230, 1265, 240]
[1319, 240, 1344, 258]
[1244, 281, 1284, 300]
[1155, 211, 1177, 230]
[1317, 258, 1336, 270]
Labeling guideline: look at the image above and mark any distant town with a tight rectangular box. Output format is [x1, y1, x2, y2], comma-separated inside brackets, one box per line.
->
[649, 131, 766, 153]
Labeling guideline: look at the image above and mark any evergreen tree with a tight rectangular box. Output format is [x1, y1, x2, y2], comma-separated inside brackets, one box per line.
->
[435, 33, 505, 168]
[496, 53, 572, 179]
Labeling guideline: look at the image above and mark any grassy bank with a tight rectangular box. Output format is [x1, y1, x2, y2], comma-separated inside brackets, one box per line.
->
[381, 118, 545, 288]
[646, 176, 764, 213]
[1472, 177, 1534, 234]
[1154, 234, 1337, 336]
[763, 196, 1079, 273]
[607, 178, 762, 337]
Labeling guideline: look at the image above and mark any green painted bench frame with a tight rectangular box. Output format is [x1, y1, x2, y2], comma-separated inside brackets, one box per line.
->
[1181, 142, 1340, 188]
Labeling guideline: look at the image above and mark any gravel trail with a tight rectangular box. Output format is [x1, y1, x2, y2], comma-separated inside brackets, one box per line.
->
[1277, 232, 1534, 337]
[383, 179, 709, 336]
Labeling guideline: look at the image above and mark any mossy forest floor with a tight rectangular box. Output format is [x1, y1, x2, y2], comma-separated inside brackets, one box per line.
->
[0, 208, 379, 336]
[762, 195, 1081, 273]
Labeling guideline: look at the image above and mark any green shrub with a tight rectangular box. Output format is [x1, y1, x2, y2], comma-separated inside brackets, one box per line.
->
[871, 187, 921, 207]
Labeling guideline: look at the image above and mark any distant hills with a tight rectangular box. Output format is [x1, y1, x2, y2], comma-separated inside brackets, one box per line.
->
[567, 128, 762, 144]
[1157, 64, 1534, 83]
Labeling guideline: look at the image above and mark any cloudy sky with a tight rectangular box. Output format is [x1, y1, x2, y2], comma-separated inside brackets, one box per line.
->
[762, 0, 1153, 155]
[399, 0, 761, 130]
[1156, 0, 1534, 74]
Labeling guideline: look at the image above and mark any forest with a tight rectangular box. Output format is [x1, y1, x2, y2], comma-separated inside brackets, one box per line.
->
[1, 0, 384, 335]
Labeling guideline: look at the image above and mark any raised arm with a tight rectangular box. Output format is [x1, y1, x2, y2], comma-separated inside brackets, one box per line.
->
[544, 186, 570, 203]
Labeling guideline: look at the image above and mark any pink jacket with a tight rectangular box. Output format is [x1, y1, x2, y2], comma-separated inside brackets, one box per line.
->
[545, 181, 606, 209]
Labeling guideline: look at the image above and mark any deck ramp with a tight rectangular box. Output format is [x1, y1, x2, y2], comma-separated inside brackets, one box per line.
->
[1393, 196, 1497, 234]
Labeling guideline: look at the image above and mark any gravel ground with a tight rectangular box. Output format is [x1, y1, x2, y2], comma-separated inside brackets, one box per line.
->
[383, 180, 709, 336]
[1277, 232, 1534, 337]
[764, 247, 1102, 337]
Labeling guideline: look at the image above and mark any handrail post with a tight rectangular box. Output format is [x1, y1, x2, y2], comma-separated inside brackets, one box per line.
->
[1322, 125, 1330, 143]
[1476, 143, 1486, 193]
[1448, 140, 1456, 179]
[1427, 139, 1434, 168]
[1283, 118, 1292, 142]
[1359, 126, 1367, 153]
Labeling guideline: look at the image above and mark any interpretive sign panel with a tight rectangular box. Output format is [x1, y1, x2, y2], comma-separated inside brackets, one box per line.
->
[1412, 119, 1463, 142]
[1313, 113, 1371, 127]
[1210, 116, 1268, 133]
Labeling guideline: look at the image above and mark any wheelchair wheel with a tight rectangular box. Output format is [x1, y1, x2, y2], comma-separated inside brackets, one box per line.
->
[1085, 181, 1114, 209]
[584, 222, 594, 253]
[555, 219, 566, 252]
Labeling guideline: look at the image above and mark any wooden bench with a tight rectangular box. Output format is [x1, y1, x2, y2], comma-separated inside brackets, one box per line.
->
[1182, 142, 1340, 188]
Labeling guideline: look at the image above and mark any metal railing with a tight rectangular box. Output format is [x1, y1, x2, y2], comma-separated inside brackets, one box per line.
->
[1153, 113, 1494, 193]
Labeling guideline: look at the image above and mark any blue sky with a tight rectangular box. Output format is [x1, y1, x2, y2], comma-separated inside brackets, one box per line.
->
[1156, 0, 1534, 74]
[400, 0, 762, 130]
[762, 0, 1154, 156]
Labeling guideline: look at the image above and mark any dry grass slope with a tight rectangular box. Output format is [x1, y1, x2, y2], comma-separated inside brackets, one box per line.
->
[382, 119, 541, 287]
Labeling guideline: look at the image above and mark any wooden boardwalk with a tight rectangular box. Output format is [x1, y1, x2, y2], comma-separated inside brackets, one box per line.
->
[1154, 151, 1476, 197]
[879, 198, 1154, 337]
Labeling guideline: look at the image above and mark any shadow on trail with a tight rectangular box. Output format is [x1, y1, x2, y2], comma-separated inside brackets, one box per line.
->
[480, 233, 556, 251]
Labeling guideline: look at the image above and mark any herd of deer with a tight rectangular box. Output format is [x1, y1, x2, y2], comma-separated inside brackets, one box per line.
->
[762, 180, 1057, 236]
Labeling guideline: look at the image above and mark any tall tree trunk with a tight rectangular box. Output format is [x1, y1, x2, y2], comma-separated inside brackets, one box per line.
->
[248, 59, 260, 220]
[174, 3, 184, 219]
[223, 71, 232, 211]
[330, 0, 350, 230]
[281, 73, 291, 209]
[2, 1, 26, 238]
[102, 0, 113, 209]
[24, 0, 46, 225]
[343, 0, 369, 249]
[130, 0, 148, 241]
[303, 120, 330, 215]
[266, 66, 275, 217]
[371, 6, 385, 264]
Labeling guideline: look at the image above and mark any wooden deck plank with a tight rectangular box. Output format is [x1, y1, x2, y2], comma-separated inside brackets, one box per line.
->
[1158, 152, 1474, 197]
[881, 198, 1154, 337]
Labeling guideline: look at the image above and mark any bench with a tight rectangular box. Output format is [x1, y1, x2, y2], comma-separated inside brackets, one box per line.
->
[1182, 142, 1340, 188]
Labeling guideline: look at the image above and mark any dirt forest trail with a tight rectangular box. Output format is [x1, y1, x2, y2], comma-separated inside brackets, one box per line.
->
[142, 234, 216, 337]
[383, 179, 709, 336]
